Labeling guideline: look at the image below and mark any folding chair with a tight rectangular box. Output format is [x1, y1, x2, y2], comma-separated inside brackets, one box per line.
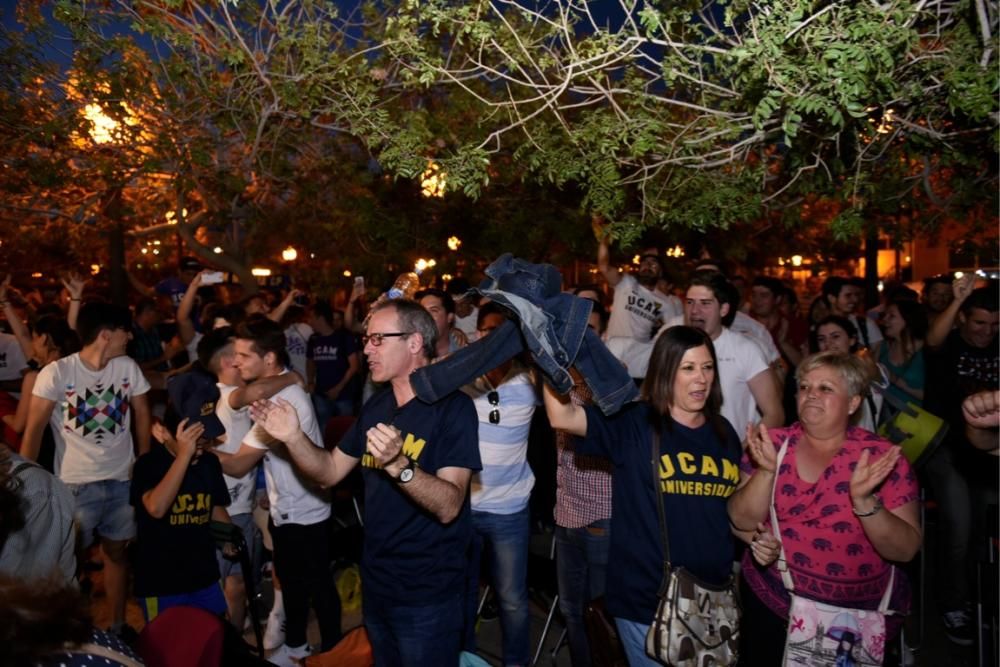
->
[212, 520, 264, 654]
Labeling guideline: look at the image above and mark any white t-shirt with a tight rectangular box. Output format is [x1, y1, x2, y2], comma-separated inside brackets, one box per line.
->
[284, 323, 314, 379]
[216, 384, 256, 515]
[243, 379, 330, 527]
[454, 307, 479, 343]
[605, 336, 653, 379]
[33, 353, 150, 484]
[606, 274, 680, 341]
[730, 311, 781, 364]
[0, 333, 27, 382]
[711, 328, 771, 438]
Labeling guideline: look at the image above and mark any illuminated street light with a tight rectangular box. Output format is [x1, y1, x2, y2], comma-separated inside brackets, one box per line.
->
[213, 247, 223, 254]
[282, 246, 298, 262]
[447, 236, 462, 251]
[791, 255, 803, 267]
[343, 270, 352, 278]
[414, 258, 437, 274]
[165, 209, 187, 225]
[420, 161, 447, 198]
[251, 268, 272, 277]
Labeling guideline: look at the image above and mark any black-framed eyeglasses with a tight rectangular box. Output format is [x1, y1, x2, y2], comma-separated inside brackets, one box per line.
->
[362, 332, 410, 347]
[488, 390, 500, 424]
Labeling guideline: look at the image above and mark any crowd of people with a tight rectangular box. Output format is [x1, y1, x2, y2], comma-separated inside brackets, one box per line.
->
[0, 239, 996, 667]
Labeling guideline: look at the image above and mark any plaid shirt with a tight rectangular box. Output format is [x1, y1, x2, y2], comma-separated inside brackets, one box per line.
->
[554, 382, 613, 528]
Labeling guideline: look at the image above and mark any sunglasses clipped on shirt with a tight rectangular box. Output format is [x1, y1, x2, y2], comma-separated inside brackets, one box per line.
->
[362, 332, 411, 347]
[488, 390, 500, 425]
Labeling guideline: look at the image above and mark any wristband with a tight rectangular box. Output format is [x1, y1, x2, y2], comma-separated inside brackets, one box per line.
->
[852, 493, 883, 518]
[70, 298, 82, 302]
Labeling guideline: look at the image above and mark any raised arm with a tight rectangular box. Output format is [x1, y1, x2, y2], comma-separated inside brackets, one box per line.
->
[344, 283, 367, 334]
[215, 442, 268, 479]
[176, 271, 205, 345]
[369, 422, 471, 524]
[927, 274, 974, 349]
[127, 270, 155, 298]
[1, 275, 32, 359]
[248, 398, 358, 487]
[542, 381, 588, 436]
[963, 390, 1000, 455]
[268, 288, 301, 323]
[61, 273, 87, 332]
[595, 226, 622, 288]
[727, 423, 777, 532]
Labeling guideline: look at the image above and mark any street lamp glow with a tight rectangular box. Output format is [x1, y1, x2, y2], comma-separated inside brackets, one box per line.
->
[251, 268, 272, 277]
[165, 209, 188, 225]
[343, 270, 352, 277]
[414, 258, 437, 274]
[791, 255, 803, 267]
[282, 246, 298, 262]
[420, 161, 447, 198]
[213, 246, 223, 254]
[90, 264, 101, 275]
[447, 236, 462, 251]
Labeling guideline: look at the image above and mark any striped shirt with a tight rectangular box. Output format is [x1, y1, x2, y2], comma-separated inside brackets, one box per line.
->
[554, 382, 613, 528]
[463, 370, 538, 514]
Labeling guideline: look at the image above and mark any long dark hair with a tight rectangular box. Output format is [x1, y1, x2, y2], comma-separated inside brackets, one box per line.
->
[32, 315, 81, 359]
[640, 326, 726, 441]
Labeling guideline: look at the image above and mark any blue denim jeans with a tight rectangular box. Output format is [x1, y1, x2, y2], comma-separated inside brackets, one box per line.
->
[555, 520, 611, 667]
[614, 618, 660, 667]
[364, 592, 464, 667]
[66, 479, 135, 547]
[464, 507, 531, 666]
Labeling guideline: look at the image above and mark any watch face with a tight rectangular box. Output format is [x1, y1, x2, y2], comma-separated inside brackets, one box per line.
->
[399, 467, 415, 483]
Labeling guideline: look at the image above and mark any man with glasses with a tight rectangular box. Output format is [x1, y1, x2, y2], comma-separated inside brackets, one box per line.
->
[460, 302, 538, 666]
[249, 299, 481, 666]
[21, 302, 151, 640]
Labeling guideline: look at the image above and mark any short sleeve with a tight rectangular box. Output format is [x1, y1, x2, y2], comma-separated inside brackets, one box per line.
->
[128, 358, 152, 396]
[337, 416, 366, 458]
[242, 423, 273, 450]
[32, 361, 61, 402]
[427, 394, 481, 473]
[577, 403, 646, 466]
[881, 448, 919, 510]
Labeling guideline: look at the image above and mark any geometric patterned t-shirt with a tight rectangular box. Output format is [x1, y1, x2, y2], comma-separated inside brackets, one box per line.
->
[33, 353, 150, 484]
[740, 424, 919, 619]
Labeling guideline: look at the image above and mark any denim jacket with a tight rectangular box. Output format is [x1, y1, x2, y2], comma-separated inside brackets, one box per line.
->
[410, 254, 638, 415]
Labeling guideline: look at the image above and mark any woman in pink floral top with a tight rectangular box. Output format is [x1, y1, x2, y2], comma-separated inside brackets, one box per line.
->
[728, 352, 921, 665]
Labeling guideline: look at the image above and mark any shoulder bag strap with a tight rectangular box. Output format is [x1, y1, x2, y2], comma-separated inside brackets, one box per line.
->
[879, 566, 896, 613]
[651, 429, 671, 571]
[855, 316, 872, 349]
[769, 438, 794, 592]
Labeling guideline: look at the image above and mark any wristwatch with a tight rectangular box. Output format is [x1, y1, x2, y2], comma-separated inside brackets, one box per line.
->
[396, 456, 417, 484]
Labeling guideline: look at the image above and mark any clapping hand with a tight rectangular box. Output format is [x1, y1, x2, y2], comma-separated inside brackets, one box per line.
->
[366, 423, 404, 468]
[250, 398, 302, 443]
[849, 447, 900, 503]
[745, 423, 777, 473]
[750, 522, 781, 567]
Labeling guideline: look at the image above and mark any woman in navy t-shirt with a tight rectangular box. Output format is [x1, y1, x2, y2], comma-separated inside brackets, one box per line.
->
[544, 325, 743, 666]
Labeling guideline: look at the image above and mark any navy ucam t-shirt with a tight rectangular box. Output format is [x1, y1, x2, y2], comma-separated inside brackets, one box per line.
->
[580, 402, 740, 623]
[338, 387, 482, 604]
